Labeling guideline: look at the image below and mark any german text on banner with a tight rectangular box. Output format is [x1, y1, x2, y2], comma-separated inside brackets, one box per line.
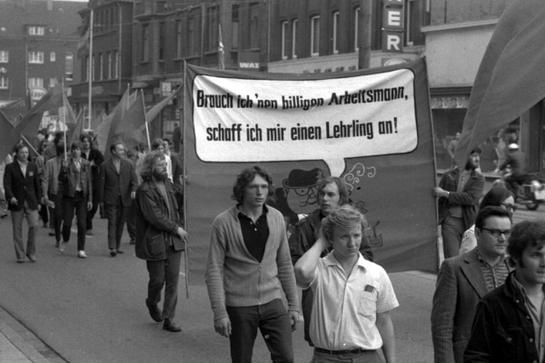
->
[184, 58, 437, 275]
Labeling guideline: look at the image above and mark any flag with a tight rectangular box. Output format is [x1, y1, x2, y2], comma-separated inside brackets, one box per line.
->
[145, 87, 180, 124]
[454, 0, 545, 167]
[77, 27, 90, 51]
[15, 84, 63, 154]
[107, 91, 146, 152]
[96, 88, 131, 154]
[218, 23, 225, 70]
[0, 98, 27, 127]
[0, 110, 15, 161]
[68, 109, 85, 146]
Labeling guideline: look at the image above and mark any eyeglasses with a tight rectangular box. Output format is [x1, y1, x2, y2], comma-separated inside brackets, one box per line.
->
[501, 203, 517, 212]
[481, 227, 511, 239]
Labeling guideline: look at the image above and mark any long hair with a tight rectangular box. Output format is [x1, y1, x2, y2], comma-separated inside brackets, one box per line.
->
[139, 151, 165, 181]
[317, 176, 350, 206]
[321, 205, 368, 243]
[232, 166, 274, 204]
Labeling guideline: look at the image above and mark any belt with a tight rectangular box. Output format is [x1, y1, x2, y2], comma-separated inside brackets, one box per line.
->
[314, 347, 373, 355]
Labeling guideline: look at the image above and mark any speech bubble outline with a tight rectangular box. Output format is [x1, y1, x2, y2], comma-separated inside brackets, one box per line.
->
[192, 69, 418, 176]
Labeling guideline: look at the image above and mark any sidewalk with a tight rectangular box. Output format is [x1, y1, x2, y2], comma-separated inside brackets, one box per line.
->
[0, 305, 64, 363]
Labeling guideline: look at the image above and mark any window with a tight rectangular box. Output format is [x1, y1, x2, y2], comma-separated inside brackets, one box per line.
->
[292, 19, 298, 58]
[354, 7, 360, 51]
[187, 16, 197, 56]
[0, 50, 8, 63]
[28, 77, 44, 89]
[141, 23, 151, 62]
[28, 51, 44, 64]
[98, 53, 104, 80]
[50, 51, 56, 62]
[332, 11, 340, 54]
[232, 5, 239, 49]
[107, 52, 113, 79]
[249, 3, 259, 49]
[92, 55, 96, 81]
[281, 21, 289, 60]
[82, 55, 88, 81]
[406, 0, 421, 46]
[159, 22, 166, 60]
[176, 20, 182, 58]
[205, 6, 219, 51]
[49, 78, 58, 88]
[65, 52, 73, 81]
[310, 15, 320, 56]
[0, 75, 8, 89]
[28, 26, 45, 36]
[112, 50, 118, 79]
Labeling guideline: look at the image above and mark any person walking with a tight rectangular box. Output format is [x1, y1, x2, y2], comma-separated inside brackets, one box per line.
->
[80, 133, 104, 236]
[42, 142, 65, 247]
[58, 142, 93, 258]
[205, 166, 299, 363]
[431, 206, 512, 363]
[3, 144, 41, 263]
[98, 142, 137, 257]
[465, 220, 545, 363]
[135, 151, 188, 332]
[295, 205, 398, 363]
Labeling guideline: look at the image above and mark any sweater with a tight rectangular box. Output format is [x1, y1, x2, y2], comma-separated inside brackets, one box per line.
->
[205, 205, 299, 321]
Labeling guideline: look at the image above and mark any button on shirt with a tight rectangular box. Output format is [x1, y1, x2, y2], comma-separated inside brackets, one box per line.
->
[238, 206, 269, 263]
[308, 252, 399, 351]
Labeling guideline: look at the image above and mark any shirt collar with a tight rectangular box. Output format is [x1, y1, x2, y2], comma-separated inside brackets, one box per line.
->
[237, 204, 269, 219]
[475, 247, 506, 266]
[323, 251, 369, 272]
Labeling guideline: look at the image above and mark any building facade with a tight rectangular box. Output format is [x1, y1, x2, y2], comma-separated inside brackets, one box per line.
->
[70, 0, 134, 121]
[0, 0, 84, 107]
[421, 0, 539, 171]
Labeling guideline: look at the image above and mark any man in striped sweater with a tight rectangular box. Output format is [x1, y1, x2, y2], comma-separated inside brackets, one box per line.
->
[205, 166, 299, 363]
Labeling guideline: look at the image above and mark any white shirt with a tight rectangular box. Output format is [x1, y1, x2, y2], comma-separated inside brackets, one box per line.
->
[165, 154, 173, 182]
[307, 252, 399, 350]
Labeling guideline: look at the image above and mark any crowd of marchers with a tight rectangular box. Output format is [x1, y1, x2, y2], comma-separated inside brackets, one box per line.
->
[0, 129, 544, 363]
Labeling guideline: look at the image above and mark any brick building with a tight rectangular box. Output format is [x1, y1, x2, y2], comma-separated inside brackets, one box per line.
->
[0, 0, 84, 107]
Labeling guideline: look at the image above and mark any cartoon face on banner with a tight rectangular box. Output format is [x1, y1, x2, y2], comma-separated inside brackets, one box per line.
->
[192, 68, 418, 177]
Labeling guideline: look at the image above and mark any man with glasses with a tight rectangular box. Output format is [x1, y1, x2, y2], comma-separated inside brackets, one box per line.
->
[431, 206, 512, 363]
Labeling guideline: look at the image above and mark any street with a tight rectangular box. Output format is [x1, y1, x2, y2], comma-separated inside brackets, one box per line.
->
[0, 203, 542, 363]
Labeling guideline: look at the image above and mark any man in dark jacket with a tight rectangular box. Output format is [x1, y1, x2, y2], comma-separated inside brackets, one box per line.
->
[135, 151, 188, 333]
[465, 220, 545, 363]
[99, 142, 137, 256]
[3, 144, 41, 263]
[80, 133, 104, 235]
[434, 148, 485, 258]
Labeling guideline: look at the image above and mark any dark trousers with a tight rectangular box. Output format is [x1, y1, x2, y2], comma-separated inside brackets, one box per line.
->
[86, 187, 100, 230]
[146, 248, 182, 321]
[126, 201, 136, 242]
[441, 215, 465, 258]
[301, 288, 314, 346]
[10, 203, 38, 261]
[226, 299, 294, 363]
[61, 192, 87, 251]
[49, 193, 63, 243]
[105, 199, 125, 250]
[38, 201, 48, 226]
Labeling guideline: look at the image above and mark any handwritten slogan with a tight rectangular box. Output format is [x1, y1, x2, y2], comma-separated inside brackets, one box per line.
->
[192, 69, 418, 176]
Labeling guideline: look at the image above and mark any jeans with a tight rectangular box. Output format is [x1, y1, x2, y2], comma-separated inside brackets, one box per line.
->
[49, 193, 63, 244]
[226, 299, 294, 363]
[312, 349, 383, 363]
[61, 192, 87, 251]
[441, 215, 465, 258]
[146, 247, 181, 321]
[10, 202, 38, 260]
[105, 199, 126, 250]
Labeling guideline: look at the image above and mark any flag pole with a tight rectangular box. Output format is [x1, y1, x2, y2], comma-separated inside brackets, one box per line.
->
[182, 59, 189, 298]
[61, 82, 67, 161]
[87, 9, 94, 130]
[142, 90, 151, 150]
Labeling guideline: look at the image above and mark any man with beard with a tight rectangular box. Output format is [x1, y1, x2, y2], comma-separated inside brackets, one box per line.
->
[135, 151, 188, 332]
[289, 176, 373, 346]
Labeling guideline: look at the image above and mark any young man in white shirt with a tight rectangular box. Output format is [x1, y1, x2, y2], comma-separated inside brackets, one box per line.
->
[295, 205, 398, 363]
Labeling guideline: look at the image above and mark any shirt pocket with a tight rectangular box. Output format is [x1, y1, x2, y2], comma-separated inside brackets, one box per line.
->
[358, 290, 377, 317]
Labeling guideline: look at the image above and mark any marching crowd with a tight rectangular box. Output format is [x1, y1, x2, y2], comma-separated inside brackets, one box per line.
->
[0, 129, 544, 363]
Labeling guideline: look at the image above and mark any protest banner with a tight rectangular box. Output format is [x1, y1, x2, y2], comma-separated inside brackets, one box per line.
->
[184, 58, 437, 275]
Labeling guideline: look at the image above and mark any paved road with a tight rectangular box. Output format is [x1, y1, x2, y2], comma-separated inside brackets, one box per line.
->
[0, 213, 441, 363]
